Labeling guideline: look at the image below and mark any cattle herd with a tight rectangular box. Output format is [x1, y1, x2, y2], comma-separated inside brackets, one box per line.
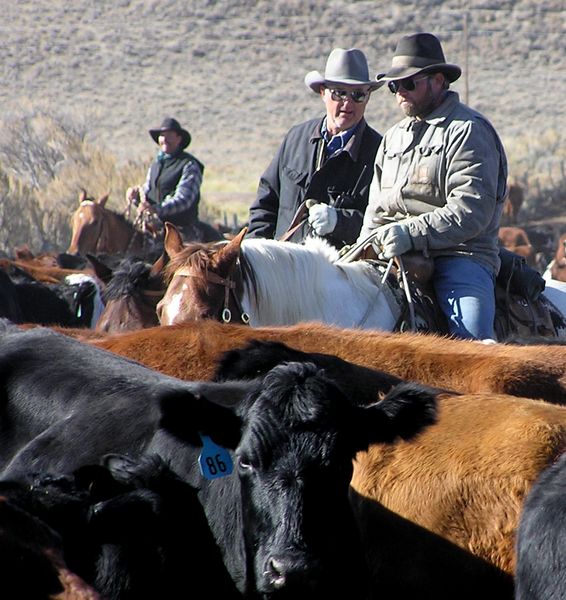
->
[0, 199, 565, 599]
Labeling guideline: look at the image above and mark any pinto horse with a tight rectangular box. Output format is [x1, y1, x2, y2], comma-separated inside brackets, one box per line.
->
[157, 224, 403, 331]
[156, 223, 566, 342]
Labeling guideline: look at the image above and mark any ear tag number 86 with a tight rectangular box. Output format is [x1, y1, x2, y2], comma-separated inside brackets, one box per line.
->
[198, 434, 233, 480]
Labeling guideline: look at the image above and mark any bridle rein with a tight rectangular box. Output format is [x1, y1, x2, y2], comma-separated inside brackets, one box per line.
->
[173, 264, 250, 325]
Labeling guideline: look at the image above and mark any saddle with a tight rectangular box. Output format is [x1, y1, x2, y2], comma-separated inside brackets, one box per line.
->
[366, 248, 558, 340]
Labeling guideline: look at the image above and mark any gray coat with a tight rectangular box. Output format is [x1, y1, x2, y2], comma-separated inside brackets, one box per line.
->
[358, 91, 508, 273]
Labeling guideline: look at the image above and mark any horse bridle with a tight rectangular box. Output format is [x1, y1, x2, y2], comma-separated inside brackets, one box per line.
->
[174, 264, 250, 325]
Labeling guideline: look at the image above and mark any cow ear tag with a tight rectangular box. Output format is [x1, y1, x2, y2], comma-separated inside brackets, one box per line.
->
[198, 434, 233, 480]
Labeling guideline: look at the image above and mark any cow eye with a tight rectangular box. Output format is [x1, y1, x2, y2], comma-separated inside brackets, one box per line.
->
[237, 455, 253, 472]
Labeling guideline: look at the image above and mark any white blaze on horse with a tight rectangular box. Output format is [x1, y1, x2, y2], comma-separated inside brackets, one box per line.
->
[156, 223, 566, 342]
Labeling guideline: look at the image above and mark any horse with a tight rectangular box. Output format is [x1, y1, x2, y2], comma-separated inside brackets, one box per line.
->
[86, 254, 165, 332]
[67, 191, 154, 257]
[157, 224, 402, 332]
[156, 223, 566, 343]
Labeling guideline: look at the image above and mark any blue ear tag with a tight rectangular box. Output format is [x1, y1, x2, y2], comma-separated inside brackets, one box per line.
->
[198, 434, 233, 480]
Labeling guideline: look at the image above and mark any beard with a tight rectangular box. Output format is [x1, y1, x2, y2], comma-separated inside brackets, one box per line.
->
[400, 81, 443, 118]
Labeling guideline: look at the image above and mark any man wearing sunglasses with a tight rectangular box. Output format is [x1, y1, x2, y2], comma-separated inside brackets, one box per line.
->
[358, 33, 508, 341]
[246, 47, 382, 248]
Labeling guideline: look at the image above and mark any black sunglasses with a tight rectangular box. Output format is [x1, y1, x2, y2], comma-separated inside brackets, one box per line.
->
[328, 88, 370, 104]
[388, 75, 430, 94]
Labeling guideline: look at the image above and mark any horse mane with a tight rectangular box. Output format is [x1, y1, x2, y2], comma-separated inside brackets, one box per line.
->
[162, 242, 226, 285]
[239, 237, 378, 323]
[103, 259, 155, 302]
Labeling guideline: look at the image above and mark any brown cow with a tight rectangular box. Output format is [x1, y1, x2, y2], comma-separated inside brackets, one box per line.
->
[87, 322, 566, 589]
[91, 320, 566, 404]
[502, 183, 525, 225]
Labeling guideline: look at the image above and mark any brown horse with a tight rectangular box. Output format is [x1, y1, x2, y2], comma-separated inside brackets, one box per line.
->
[87, 254, 166, 333]
[67, 191, 151, 256]
[85, 321, 566, 585]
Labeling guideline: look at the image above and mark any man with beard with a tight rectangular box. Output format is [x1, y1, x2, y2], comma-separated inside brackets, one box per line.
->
[358, 33, 508, 341]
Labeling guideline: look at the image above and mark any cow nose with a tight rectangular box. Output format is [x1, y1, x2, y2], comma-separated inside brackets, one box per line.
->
[265, 557, 288, 589]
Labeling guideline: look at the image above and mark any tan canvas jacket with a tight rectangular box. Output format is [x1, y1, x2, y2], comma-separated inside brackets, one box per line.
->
[358, 91, 508, 272]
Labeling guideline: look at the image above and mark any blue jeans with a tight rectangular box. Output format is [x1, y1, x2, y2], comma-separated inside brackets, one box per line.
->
[433, 256, 496, 340]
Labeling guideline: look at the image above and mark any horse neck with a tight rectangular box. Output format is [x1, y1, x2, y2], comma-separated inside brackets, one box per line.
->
[239, 240, 398, 330]
[101, 210, 138, 254]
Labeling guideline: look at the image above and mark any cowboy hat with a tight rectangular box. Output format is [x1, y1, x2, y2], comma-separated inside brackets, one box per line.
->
[149, 117, 191, 149]
[376, 33, 461, 83]
[305, 47, 383, 93]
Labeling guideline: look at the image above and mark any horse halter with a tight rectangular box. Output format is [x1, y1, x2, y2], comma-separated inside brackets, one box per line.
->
[174, 265, 250, 325]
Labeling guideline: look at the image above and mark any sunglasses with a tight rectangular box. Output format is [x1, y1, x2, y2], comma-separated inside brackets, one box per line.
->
[328, 88, 370, 104]
[388, 76, 430, 94]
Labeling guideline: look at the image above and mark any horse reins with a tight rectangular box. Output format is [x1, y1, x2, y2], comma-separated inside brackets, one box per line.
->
[174, 265, 250, 325]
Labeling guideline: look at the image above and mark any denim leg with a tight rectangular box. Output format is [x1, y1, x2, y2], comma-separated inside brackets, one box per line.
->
[432, 256, 496, 340]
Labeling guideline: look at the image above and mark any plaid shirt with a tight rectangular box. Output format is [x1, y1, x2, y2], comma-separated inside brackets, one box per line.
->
[142, 157, 203, 218]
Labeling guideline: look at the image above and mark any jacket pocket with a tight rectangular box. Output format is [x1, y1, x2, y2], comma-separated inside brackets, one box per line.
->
[404, 144, 443, 205]
[282, 165, 308, 188]
[380, 147, 404, 189]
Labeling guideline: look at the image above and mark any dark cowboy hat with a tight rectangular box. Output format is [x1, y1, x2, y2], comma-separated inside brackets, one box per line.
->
[305, 47, 383, 93]
[148, 117, 191, 149]
[376, 33, 461, 83]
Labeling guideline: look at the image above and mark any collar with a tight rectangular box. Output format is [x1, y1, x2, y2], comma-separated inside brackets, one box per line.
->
[310, 117, 367, 161]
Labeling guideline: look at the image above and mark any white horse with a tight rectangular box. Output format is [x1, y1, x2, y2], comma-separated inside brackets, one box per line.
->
[158, 225, 566, 341]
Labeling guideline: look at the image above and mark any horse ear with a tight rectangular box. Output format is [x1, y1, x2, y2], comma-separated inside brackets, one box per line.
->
[163, 222, 185, 258]
[149, 252, 168, 278]
[79, 188, 88, 203]
[216, 226, 247, 267]
[86, 254, 114, 284]
[97, 194, 109, 207]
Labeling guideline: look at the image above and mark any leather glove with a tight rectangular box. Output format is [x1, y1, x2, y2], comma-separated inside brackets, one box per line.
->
[371, 223, 413, 259]
[308, 203, 338, 236]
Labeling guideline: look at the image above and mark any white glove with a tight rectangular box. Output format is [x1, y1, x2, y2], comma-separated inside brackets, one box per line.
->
[308, 203, 338, 236]
[371, 223, 412, 259]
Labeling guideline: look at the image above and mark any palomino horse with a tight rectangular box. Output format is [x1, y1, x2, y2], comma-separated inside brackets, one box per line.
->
[67, 191, 153, 257]
[156, 223, 566, 342]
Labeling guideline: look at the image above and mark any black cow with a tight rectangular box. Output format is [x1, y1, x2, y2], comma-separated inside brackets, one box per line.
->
[515, 450, 566, 600]
[0, 454, 241, 600]
[0, 324, 437, 598]
[0, 270, 24, 323]
[0, 268, 104, 328]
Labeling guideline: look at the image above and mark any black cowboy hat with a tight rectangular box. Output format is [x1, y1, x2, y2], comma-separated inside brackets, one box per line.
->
[148, 117, 191, 149]
[376, 33, 461, 83]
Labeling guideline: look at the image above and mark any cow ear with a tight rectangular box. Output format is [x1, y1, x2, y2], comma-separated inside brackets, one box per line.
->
[354, 382, 438, 449]
[159, 388, 243, 450]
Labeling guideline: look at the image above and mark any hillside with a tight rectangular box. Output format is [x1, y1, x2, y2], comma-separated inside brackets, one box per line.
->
[2, 0, 565, 206]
